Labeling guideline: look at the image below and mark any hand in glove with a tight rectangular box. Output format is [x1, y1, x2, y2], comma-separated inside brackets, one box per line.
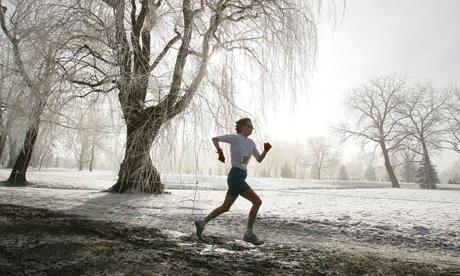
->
[217, 149, 225, 163]
[264, 143, 272, 152]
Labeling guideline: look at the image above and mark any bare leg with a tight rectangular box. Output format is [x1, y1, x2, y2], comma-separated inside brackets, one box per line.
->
[204, 193, 238, 223]
[240, 188, 262, 229]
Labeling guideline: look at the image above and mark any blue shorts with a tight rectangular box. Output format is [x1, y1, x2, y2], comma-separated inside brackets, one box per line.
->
[227, 167, 250, 196]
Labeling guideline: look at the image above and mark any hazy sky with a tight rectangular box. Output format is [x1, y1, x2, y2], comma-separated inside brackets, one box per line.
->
[261, 0, 460, 170]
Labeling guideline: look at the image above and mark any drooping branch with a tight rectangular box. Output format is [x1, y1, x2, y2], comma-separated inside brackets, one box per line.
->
[70, 78, 116, 91]
[149, 30, 181, 71]
[76, 44, 118, 66]
[0, 3, 37, 91]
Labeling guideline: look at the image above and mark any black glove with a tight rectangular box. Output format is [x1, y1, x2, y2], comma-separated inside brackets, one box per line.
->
[217, 149, 225, 163]
[264, 143, 272, 152]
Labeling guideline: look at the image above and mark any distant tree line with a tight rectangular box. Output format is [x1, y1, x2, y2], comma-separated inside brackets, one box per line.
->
[337, 75, 460, 189]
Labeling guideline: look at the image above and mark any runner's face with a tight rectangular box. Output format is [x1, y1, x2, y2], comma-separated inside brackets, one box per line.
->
[241, 122, 253, 137]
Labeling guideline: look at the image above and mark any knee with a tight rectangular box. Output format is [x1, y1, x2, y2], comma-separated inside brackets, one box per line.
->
[254, 198, 262, 207]
[220, 205, 231, 212]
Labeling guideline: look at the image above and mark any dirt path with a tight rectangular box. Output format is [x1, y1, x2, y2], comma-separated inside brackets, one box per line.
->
[1, 204, 459, 275]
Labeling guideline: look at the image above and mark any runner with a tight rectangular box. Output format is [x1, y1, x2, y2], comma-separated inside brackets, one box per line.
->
[195, 118, 272, 245]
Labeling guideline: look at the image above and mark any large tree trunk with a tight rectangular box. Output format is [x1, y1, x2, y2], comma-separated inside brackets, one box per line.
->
[421, 142, 437, 189]
[38, 151, 47, 170]
[6, 137, 17, 169]
[5, 118, 40, 186]
[78, 146, 85, 171]
[0, 107, 5, 163]
[0, 130, 5, 165]
[89, 144, 95, 172]
[109, 114, 164, 194]
[380, 142, 400, 188]
[0, 70, 5, 164]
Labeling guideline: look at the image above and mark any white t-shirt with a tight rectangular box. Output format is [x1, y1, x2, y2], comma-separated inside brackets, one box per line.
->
[216, 134, 261, 171]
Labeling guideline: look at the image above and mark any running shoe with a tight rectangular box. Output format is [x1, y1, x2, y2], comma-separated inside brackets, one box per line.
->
[243, 232, 264, 245]
[195, 220, 205, 239]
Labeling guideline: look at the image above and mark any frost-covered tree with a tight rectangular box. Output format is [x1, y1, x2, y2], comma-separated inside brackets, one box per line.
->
[259, 141, 303, 179]
[364, 165, 377, 181]
[448, 174, 460, 184]
[259, 168, 271, 178]
[305, 136, 340, 180]
[337, 164, 349, 181]
[337, 75, 407, 188]
[280, 163, 294, 179]
[0, 66, 29, 168]
[62, 99, 107, 171]
[396, 147, 417, 183]
[0, 42, 23, 167]
[0, 0, 78, 185]
[1, 81, 31, 169]
[443, 87, 460, 154]
[64, 0, 323, 193]
[416, 155, 439, 188]
[29, 122, 58, 170]
[397, 83, 446, 189]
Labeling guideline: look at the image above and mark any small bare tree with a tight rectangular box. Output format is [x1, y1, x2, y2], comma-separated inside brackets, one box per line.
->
[337, 75, 407, 188]
[395, 147, 417, 183]
[397, 84, 446, 189]
[305, 136, 339, 180]
[336, 164, 349, 181]
[364, 164, 377, 181]
[443, 87, 460, 153]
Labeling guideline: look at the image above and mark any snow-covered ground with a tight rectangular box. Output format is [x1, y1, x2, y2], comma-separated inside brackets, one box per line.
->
[1, 168, 459, 267]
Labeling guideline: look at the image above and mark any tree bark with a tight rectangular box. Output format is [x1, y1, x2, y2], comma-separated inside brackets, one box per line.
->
[5, 118, 41, 186]
[0, 103, 5, 163]
[421, 141, 437, 189]
[380, 142, 400, 188]
[89, 144, 95, 172]
[0, 130, 5, 164]
[109, 111, 164, 193]
[78, 146, 85, 171]
[6, 137, 17, 169]
[38, 152, 46, 170]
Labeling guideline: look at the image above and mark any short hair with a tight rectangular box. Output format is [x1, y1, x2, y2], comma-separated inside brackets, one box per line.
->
[235, 118, 251, 133]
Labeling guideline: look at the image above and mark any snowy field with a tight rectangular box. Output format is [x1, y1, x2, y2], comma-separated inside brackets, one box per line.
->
[1, 168, 459, 269]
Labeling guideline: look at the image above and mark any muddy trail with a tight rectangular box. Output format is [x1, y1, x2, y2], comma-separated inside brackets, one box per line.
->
[0, 204, 458, 275]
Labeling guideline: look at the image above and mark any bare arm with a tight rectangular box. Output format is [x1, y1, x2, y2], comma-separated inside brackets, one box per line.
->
[212, 137, 225, 163]
[212, 137, 222, 152]
[256, 150, 268, 163]
[255, 142, 271, 162]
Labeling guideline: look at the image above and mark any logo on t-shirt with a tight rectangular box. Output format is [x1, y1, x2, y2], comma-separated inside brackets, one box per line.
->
[241, 154, 251, 165]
